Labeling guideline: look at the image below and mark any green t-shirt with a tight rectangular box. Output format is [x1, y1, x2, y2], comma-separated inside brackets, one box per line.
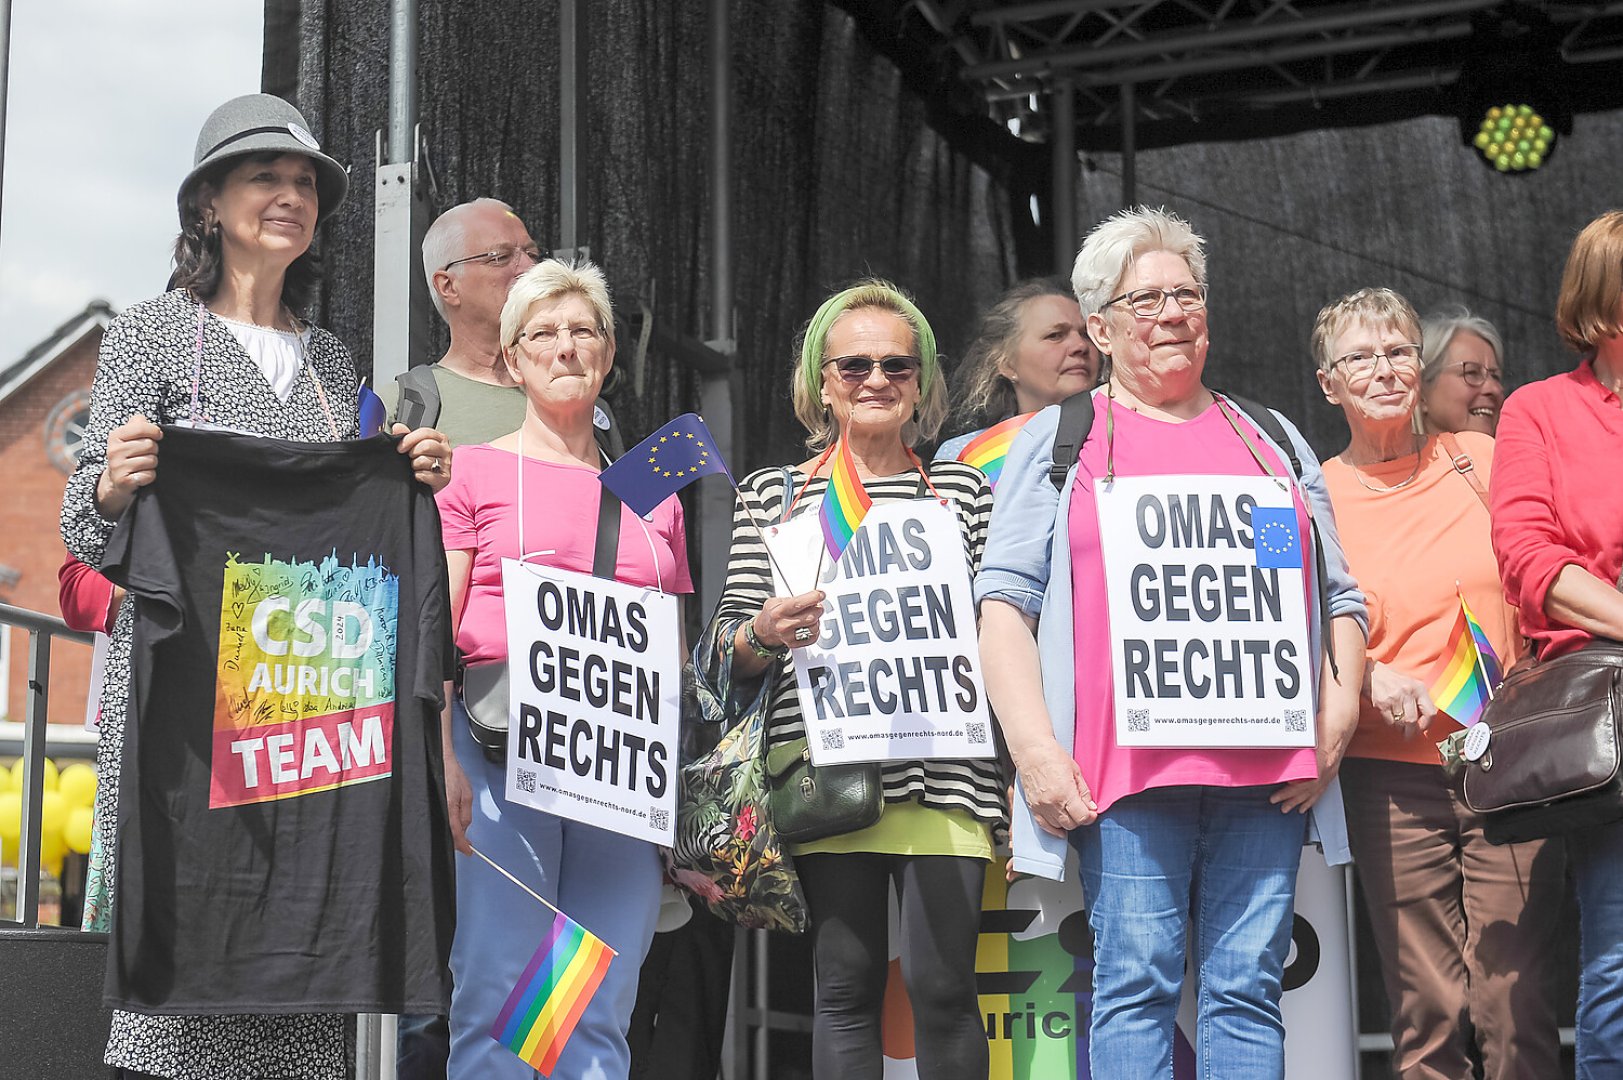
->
[378, 364, 527, 448]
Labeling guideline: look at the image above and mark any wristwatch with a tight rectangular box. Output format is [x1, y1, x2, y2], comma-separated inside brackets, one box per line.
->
[742, 618, 787, 660]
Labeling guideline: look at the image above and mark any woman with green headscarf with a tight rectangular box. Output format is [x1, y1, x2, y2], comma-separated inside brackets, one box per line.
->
[694, 280, 998, 1079]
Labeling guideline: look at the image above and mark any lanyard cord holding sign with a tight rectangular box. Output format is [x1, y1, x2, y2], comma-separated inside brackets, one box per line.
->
[781, 438, 941, 522]
[189, 300, 340, 440]
[1214, 393, 1340, 680]
[516, 424, 664, 594]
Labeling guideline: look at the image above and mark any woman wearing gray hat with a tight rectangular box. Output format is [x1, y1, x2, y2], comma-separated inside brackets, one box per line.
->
[59, 93, 452, 1079]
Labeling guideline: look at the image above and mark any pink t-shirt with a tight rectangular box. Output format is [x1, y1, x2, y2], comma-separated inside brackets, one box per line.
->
[438, 444, 693, 665]
[1068, 399, 1317, 813]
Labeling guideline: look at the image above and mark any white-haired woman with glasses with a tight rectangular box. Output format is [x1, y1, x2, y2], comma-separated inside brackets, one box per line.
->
[694, 280, 998, 1079]
[1417, 308, 1508, 436]
[1313, 288, 1561, 1079]
[436, 258, 693, 1079]
[976, 208, 1366, 1078]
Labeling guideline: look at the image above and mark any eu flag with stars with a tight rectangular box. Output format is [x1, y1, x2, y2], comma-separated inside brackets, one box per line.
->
[1252, 507, 1303, 569]
[598, 413, 731, 518]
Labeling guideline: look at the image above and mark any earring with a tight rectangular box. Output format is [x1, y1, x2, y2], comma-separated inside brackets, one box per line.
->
[912, 406, 920, 423]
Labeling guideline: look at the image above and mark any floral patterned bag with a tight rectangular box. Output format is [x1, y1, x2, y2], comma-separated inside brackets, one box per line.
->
[667, 619, 810, 934]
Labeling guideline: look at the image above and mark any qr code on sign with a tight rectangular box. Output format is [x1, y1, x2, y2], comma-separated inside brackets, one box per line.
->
[649, 808, 669, 832]
[1284, 709, 1307, 733]
[1126, 708, 1151, 733]
[821, 729, 845, 751]
[966, 722, 988, 744]
[515, 768, 537, 794]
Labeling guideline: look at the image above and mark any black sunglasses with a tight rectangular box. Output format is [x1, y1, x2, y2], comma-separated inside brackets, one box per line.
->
[823, 355, 921, 382]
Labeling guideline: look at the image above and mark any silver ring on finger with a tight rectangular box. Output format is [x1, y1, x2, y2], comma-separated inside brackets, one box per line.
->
[794, 626, 814, 643]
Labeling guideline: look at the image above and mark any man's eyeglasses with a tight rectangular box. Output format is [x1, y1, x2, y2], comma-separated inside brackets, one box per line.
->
[823, 355, 921, 382]
[1450, 362, 1504, 387]
[1103, 285, 1208, 318]
[518, 324, 606, 350]
[442, 244, 543, 272]
[1333, 344, 1422, 381]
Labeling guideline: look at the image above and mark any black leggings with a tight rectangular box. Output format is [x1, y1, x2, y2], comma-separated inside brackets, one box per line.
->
[796, 852, 988, 1080]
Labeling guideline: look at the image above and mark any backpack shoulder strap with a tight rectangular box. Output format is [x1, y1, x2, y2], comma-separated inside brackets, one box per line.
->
[1048, 390, 1096, 489]
[1437, 431, 1490, 511]
[1221, 391, 1302, 481]
[394, 365, 442, 431]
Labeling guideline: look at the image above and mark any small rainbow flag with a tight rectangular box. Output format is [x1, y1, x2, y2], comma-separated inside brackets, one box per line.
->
[1427, 591, 1504, 727]
[957, 412, 1037, 489]
[489, 909, 616, 1075]
[819, 436, 873, 561]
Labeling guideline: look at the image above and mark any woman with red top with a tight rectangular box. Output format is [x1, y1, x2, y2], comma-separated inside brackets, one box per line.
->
[1314, 287, 1562, 1079]
[1492, 210, 1623, 1077]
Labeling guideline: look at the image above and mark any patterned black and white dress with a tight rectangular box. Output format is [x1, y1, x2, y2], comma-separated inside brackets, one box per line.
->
[61, 288, 359, 1079]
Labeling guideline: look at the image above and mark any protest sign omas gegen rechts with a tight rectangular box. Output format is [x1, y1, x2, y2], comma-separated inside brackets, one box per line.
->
[767, 500, 996, 766]
[1096, 474, 1314, 748]
[500, 560, 681, 844]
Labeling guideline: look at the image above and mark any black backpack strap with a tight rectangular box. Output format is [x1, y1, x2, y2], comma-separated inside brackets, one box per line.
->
[394, 365, 442, 431]
[1049, 390, 1096, 489]
[1218, 391, 1340, 680]
[593, 484, 622, 579]
[593, 397, 627, 459]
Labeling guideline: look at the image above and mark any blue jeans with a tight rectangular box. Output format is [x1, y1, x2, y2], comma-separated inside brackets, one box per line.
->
[447, 703, 663, 1080]
[1571, 818, 1623, 1077]
[1072, 785, 1307, 1080]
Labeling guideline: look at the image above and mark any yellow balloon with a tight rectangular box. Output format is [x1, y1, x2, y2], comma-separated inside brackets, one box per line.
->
[0, 792, 20, 852]
[4, 759, 21, 793]
[40, 832, 67, 879]
[58, 763, 97, 810]
[39, 790, 67, 839]
[12, 757, 60, 793]
[65, 805, 94, 855]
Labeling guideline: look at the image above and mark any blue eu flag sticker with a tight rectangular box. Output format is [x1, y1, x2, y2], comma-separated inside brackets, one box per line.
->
[1252, 507, 1303, 569]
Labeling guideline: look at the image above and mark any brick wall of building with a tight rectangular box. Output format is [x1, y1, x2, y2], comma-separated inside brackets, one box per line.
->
[0, 329, 103, 727]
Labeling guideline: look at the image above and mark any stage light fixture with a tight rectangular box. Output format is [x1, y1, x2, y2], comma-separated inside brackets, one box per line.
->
[1471, 103, 1556, 172]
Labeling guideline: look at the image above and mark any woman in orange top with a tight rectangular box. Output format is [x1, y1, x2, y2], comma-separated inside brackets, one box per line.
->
[1312, 288, 1563, 1080]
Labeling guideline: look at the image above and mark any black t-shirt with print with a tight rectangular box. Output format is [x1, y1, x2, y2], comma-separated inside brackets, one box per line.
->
[100, 425, 454, 1015]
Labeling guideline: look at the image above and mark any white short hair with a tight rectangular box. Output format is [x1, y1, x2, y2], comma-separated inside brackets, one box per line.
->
[421, 198, 515, 319]
[1071, 207, 1207, 316]
[500, 258, 616, 351]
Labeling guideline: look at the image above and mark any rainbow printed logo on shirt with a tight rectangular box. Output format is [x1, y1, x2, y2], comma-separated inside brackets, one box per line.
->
[211, 552, 399, 808]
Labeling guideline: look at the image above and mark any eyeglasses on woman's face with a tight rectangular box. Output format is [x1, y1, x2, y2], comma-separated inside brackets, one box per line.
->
[1103, 285, 1208, 318]
[1333, 344, 1422, 382]
[1448, 361, 1504, 387]
[442, 243, 543, 272]
[517, 323, 606, 351]
[822, 355, 921, 382]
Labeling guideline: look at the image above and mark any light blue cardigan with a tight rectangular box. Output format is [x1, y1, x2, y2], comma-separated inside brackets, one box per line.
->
[973, 396, 1368, 880]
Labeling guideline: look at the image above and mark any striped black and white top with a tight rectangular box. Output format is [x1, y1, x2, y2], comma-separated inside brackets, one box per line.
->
[700, 459, 1006, 825]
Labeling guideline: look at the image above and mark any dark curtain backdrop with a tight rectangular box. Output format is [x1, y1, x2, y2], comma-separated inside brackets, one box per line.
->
[1069, 110, 1623, 459]
[284, 0, 1017, 474]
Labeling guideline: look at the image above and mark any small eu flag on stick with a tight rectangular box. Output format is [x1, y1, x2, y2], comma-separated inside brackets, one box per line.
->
[598, 412, 731, 519]
[357, 380, 387, 439]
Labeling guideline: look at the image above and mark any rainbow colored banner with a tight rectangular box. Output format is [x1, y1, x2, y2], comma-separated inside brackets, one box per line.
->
[819, 436, 873, 561]
[1427, 591, 1504, 727]
[490, 909, 616, 1075]
[957, 412, 1037, 489]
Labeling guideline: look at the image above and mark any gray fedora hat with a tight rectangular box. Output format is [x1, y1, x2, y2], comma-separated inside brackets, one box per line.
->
[177, 93, 349, 220]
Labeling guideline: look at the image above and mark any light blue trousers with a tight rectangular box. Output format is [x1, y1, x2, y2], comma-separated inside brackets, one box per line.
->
[447, 702, 663, 1080]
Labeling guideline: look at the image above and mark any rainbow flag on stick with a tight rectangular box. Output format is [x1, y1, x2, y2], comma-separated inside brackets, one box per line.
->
[476, 848, 616, 1076]
[1427, 590, 1504, 727]
[956, 412, 1036, 489]
[819, 435, 873, 562]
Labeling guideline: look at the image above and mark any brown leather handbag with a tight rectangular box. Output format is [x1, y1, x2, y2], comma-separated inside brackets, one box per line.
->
[1462, 640, 1623, 844]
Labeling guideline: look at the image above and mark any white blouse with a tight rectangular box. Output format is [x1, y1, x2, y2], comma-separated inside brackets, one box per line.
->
[217, 316, 311, 402]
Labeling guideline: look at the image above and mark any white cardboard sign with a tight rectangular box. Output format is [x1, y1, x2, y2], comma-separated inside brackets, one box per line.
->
[766, 499, 996, 766]
[501, 559, 680, 844]
[1095, 474, 1314, 748]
